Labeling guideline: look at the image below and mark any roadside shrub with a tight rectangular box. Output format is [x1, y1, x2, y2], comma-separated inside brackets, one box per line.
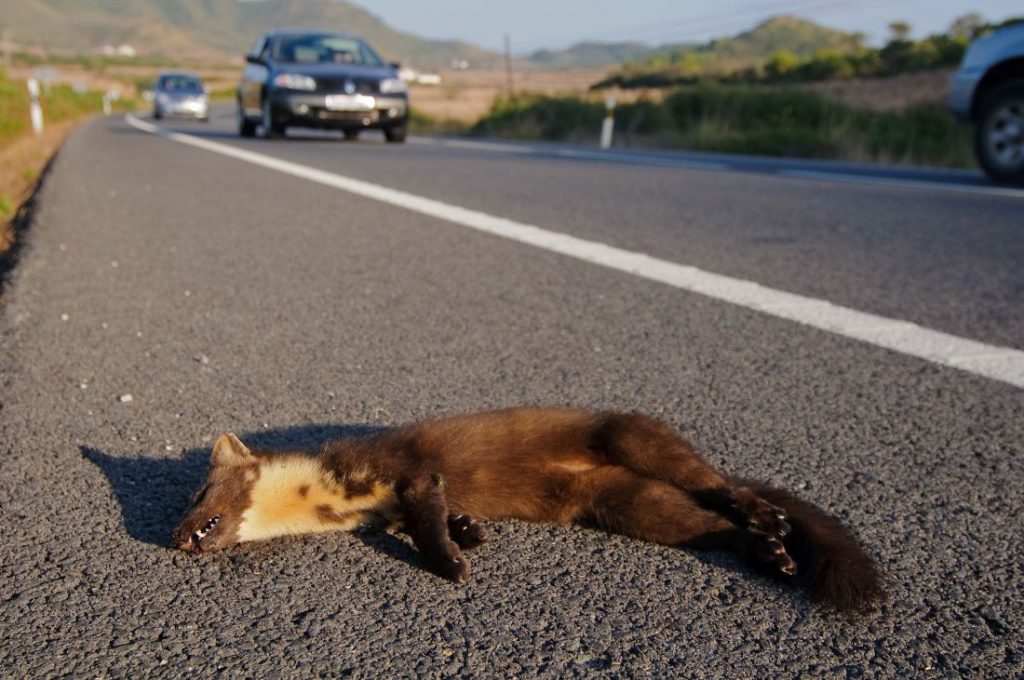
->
[471, 84, 974, 167]
[471, 95, 604, 141]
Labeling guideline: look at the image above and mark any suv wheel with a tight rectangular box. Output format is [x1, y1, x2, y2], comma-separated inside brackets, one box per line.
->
[384, 123, 407, 144]
[975, 80, 1024, 185]
[238, 104, 256, 138]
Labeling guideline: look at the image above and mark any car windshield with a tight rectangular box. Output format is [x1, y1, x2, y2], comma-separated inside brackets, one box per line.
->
[159, 76, 203, 93]
[271, 34, 383, 67]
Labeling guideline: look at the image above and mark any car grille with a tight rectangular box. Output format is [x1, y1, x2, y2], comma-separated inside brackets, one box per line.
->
[315, 77, 378, 94]
[311, 109, 381, 123]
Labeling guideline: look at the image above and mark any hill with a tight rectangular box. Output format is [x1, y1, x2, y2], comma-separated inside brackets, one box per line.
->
[0, 0, 500, 68]
[528, 16, 860, 70]
[528, 42, 665, 69]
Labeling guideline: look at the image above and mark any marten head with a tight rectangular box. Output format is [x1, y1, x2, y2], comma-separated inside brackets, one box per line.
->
[173, 433, 392, 553]
[171, 433, 257, 553]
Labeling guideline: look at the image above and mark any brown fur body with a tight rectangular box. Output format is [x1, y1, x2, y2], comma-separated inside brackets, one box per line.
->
[173, 407, 885, 611]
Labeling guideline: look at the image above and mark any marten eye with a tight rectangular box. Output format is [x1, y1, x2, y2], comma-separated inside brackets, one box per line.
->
[192, 514, 221, 543]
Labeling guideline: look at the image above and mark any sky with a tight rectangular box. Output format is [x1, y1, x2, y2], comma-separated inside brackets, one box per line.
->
[350, 0, 1023, 53]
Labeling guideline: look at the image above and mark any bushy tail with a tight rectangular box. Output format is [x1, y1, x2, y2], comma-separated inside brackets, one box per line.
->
[739, 479, 887, 612]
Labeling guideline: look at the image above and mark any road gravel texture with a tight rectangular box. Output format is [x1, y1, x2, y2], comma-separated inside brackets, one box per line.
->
[0, 113, 1021, 677]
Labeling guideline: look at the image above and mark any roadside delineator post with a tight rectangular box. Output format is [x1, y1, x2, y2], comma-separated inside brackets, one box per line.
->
[27, 78, 43, 135]
[102, 90, 118, 116]
[600, 95, 616, 149]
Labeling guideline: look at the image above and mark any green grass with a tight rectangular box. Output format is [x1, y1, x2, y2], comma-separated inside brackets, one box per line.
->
[408, 108, 470, 136]
[0, 68, 135, 151]
[471, 84, 975, 168]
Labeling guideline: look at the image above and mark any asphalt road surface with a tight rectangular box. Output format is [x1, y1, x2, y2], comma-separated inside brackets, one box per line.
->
[1, 107, 1022, 677]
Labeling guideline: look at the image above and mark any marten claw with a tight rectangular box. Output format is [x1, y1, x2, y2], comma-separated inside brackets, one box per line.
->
[751, 531, 798, 577]
[734, 495, 790, 543]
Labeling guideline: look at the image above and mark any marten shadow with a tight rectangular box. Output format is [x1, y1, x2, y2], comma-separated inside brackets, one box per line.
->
[81, 423, 386, 550]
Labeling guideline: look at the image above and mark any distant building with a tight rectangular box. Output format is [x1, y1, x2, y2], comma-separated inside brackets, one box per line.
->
[100, 44, 137, 57]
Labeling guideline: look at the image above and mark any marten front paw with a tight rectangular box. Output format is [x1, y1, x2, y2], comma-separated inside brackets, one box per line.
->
[435, 555, 471, 584]
[448, 515, 488, 550]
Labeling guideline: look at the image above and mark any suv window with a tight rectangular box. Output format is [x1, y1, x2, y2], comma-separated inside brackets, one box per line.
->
[158, 76, 203, 93]
[249, 36, 268, 60]
[269, 34, 383, 66]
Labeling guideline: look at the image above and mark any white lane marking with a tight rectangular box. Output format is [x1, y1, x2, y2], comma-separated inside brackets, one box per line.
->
[780, 169, 1024, 200]
[125, 114, 1024, 389]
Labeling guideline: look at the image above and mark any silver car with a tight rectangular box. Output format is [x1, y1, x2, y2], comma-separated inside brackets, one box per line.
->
[153, 72, 210, 122]
[949, 23, 1024, 184]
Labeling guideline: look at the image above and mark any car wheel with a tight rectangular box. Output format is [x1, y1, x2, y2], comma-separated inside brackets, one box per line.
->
[975, 79, 1024, 185]
[153, 107, 163, 120]
[384, 123, 407, 144]
[261, 96, 285, 139]
[343, 129, 360, 141]
[238, 104, 256, 138]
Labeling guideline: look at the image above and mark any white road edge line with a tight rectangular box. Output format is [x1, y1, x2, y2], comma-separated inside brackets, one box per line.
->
[126, 114, 1024, 389]
[780, 169, 1024, 200]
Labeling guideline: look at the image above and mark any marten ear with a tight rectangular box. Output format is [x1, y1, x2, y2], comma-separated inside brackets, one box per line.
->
[211, 433, 253, 467]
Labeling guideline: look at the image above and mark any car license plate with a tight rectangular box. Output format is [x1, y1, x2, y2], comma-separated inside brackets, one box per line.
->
[324, 94, 375, 111]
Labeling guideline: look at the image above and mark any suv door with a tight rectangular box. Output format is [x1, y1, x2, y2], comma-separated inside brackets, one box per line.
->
[240, 36, 271, 118]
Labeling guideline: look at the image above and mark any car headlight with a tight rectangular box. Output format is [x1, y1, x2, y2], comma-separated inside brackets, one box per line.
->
[378, 78, 408, 94]
[156, 92, 170, 105]
[273, 73, 317, 91]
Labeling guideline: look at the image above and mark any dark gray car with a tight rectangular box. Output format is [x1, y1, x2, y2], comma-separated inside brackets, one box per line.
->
[237, 29, 409, 142]
[949, 22, 1024, 184]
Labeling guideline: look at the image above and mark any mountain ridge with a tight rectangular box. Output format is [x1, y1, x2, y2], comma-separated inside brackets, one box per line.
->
[1, 0, 501, 68]
[528, 17, 861, 69]
[3, 5, 863, 71]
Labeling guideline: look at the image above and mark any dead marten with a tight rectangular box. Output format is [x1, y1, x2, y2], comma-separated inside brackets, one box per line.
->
[172, 407, 885, 611]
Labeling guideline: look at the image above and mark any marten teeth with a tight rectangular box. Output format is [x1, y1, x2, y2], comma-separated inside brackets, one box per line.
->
[193, 515, 222, 543]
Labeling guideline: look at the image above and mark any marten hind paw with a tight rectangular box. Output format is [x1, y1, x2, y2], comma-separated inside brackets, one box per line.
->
[750, 530, 798, 577]
[448, 515, 488, 550]
[435, 555, 472, 584]
[733, 493, 791, 542]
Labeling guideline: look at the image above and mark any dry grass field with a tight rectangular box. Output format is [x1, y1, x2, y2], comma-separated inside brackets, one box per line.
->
[410, 68, 608, 122]
[7, 60, 954, 122]
[797, 68, 954, 112]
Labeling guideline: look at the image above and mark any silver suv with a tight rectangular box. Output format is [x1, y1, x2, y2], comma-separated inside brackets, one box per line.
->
[950, 23, 1024, 184]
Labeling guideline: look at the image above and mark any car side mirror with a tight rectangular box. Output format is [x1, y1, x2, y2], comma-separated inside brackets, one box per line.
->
[246, 55, 265, 65]
[390, 62, 401, 69]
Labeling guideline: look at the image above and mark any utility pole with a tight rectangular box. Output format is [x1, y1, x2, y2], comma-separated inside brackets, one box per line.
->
[503, 33, 514, 98]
